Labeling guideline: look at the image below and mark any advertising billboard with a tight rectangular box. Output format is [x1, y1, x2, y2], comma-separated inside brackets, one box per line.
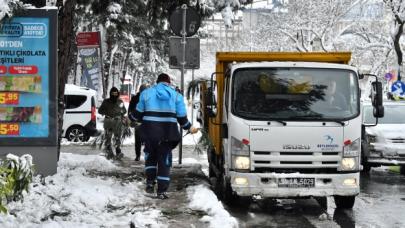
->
[76, 31, 103, 100]
[0, 10, 57, 146]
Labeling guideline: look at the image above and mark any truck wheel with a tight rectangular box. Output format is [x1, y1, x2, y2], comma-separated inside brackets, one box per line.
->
[207, 147, 216, 178]
[315, 197, 327, 208]
[361, 163, 371, 173]
[334, 196, 355, 209]
[361, 141, 371, 173]
[220, 176, 238, 206]
[208, 163, 216, 178]
[400, 166, 405, 175]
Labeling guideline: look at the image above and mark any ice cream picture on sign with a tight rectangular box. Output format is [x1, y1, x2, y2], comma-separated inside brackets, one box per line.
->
[0, 106, 41, 123]
[0, 76, 41, 93]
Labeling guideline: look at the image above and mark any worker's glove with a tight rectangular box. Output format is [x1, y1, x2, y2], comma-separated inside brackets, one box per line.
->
[189, 126, 199, 134]
[131, 121, 142, 129]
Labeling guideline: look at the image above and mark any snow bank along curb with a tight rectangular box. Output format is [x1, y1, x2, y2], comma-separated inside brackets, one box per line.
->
[187, 184, 239, 228]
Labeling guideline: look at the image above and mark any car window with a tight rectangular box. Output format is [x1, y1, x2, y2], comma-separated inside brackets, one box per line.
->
[364, 104, 405, 124]
[65, 95, 87, 109]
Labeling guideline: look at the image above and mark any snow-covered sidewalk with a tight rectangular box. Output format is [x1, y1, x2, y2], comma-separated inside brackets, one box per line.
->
[0, 150, 237, 228]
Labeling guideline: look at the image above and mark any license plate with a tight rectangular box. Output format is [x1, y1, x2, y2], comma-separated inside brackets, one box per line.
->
[278, 178, 315, 188]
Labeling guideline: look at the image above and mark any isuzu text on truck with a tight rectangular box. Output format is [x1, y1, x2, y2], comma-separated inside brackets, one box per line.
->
[198, 52, 383, 209]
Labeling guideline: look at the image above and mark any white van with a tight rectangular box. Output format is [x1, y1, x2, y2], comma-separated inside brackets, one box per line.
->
[63, 84, 99, 142]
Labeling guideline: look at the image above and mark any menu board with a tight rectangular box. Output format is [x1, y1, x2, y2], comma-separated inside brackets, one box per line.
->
[0, 16, 50, 138]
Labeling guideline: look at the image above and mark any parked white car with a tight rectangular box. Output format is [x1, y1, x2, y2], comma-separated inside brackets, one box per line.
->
[62, 84, 99, 142]
[362, 101, 405, 174]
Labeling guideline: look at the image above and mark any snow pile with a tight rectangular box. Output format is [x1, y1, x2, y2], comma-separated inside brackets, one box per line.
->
[188, 185, 238, 228]
[58, 153, 117, 172]
[0, 153, 166, 228]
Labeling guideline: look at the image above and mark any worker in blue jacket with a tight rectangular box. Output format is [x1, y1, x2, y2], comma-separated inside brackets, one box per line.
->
[130, 73, 198, 199]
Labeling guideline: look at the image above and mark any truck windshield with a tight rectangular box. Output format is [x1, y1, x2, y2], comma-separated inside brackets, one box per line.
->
[232, 68, 359, 121]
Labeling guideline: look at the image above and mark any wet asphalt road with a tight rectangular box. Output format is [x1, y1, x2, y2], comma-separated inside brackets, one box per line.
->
[61, 144, 405, 228]
[227, 169, 405, 228]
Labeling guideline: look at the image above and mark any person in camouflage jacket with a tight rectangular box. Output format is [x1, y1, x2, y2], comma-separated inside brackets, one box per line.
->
[99, 87, 127, 159]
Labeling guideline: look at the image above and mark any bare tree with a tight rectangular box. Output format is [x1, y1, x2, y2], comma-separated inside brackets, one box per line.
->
[383, 0, 405, 70]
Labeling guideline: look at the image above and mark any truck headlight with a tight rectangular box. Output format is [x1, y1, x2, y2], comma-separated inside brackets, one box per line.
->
[231, 136, 250, 156]
[343, 138, 360, 157]
[233, 156, 250, 170]
[339, 157, 358, 171]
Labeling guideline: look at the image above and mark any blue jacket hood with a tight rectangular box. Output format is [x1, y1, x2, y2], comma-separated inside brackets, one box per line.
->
[156, 83, 172, 100]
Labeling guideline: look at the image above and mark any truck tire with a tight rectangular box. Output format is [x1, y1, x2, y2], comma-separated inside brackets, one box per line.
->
[400, 166, 405, 175]
[362, 163, 371, 173]
[315, 197, 327, 208]
[361, 141, 371, 173]
[220, 176, 238, 206]
[334, 196, 355, 209]
[207, 147, 216, 178]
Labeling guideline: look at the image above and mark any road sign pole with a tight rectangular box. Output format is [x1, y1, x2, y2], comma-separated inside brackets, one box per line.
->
[179, 4, 188, 165]
[191, 69, 194, 125]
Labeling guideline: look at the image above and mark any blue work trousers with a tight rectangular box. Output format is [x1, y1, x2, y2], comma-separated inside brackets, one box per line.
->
[144, 140, 173, 193]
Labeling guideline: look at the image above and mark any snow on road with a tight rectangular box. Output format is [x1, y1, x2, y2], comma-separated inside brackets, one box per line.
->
[0, 152, 236, 228]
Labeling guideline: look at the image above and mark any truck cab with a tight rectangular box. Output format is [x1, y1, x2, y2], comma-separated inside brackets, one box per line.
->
[200, 52, 384, 209]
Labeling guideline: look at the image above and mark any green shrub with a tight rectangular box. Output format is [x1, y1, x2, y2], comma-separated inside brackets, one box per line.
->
[0, 154, 34, 213]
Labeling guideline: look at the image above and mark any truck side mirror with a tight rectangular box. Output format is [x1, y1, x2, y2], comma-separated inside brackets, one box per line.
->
[373, 105, 384, 118]
[205, 88, 217, 117]
[205, 72, 220, 118]
[371, 81, 383, 107]
[371, 81, 384, 118]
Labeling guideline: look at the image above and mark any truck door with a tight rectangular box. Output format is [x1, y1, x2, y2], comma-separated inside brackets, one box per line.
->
[222, 73, 230, 165]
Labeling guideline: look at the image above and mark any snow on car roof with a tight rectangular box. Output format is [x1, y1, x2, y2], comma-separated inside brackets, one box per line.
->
[65, 84, 97, 96]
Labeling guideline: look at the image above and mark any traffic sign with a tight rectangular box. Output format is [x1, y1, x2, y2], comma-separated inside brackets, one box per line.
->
[169, 37, 200, 69]
[169, 7, 201, 37]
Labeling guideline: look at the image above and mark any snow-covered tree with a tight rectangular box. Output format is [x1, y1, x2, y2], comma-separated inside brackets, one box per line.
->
[383, 0, 405, 72]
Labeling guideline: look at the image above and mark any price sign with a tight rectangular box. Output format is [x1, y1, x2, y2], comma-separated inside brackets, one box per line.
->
[0, 123, 20, 135]
[0, 92, 19, 105]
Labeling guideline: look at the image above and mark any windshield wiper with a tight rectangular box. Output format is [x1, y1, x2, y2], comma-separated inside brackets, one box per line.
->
[269, 119, 287, 126]
[288, 115, 345, 126]
[330, 120, 345, 126]
[237, 111, 287, 126]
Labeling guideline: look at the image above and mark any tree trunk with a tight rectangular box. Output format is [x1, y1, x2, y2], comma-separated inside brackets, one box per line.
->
[393, 19, 404, 68]
[56, 0, 76, 156]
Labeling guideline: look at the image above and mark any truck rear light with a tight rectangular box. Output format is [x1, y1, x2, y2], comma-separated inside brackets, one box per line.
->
[344, 139, 352, 146]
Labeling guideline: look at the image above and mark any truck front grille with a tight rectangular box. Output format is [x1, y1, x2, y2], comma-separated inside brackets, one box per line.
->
[252, 151, 341, 170]
[388, 138, 405, 143]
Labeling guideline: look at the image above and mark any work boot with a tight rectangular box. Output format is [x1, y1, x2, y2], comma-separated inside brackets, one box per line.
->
[105, 145, 114, 160]
[145, 184, 155, 194]
[115, 147, 123, 159]
[157, 192, 169, 200]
